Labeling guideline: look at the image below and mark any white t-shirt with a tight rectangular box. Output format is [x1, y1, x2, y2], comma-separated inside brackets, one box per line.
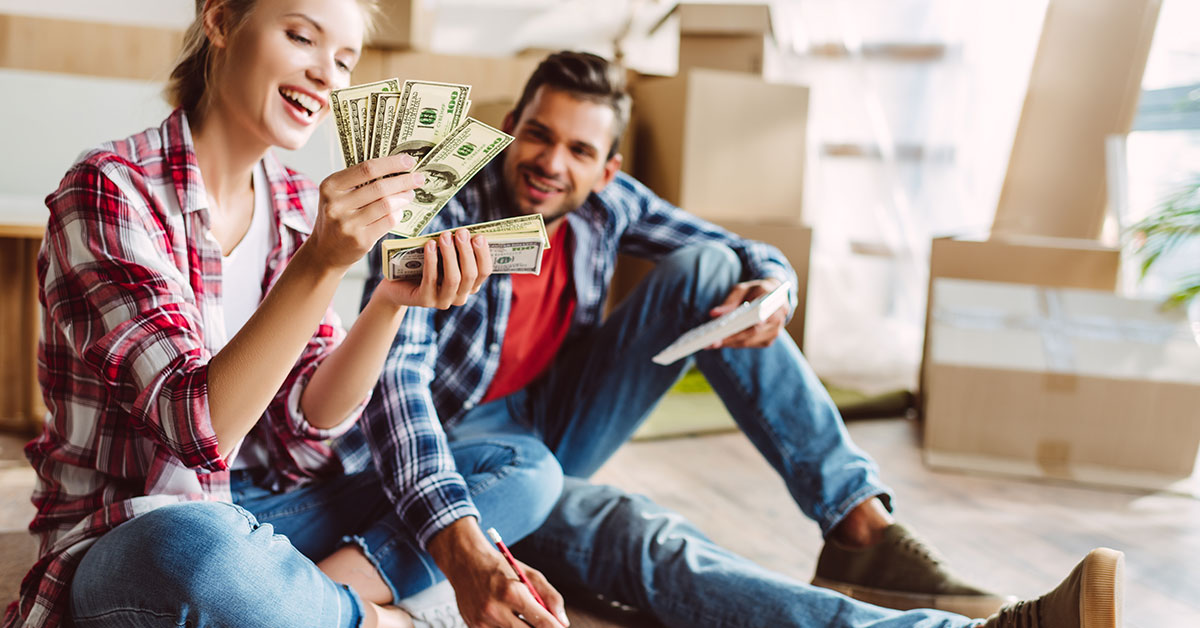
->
[221, 163, 273, 341]
[220, 163, 275, 470]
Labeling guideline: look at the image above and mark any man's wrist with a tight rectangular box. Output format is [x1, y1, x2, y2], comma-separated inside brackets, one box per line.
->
[427, 516, 498, 575]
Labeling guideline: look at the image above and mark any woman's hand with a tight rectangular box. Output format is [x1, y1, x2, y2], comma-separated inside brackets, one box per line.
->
[304, 153, 424, 271]
[371, 227, 494, 310]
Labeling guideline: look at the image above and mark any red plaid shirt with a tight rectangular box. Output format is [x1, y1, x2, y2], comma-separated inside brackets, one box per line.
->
[5, 109, 363, 628]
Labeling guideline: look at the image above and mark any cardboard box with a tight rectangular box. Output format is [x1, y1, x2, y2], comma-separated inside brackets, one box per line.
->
[0, 13, 533, 103]
[918, 235, 1121, 420]
[608, 221, 811, 351]
[991, 0, 1162, 240]
[654, 3, 777, 76]
[368, 0, 433, 50]
[352, 50, 543, 104]
[632, 69, 808, 222]
[923, 277, 1200, 493]
[0, 14, 182, 81]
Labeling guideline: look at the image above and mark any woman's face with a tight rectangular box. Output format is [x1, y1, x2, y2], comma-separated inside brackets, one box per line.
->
[208, 0, 365, 151]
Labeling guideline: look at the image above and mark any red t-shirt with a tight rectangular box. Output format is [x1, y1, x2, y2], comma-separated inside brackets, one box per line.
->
[481, 219, 577, 403]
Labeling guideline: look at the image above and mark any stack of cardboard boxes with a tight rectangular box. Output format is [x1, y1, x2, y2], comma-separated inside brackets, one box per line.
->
[368, 0, 434, 51]
[919, 0, 1200, 494]
[612, 3, 812, 351]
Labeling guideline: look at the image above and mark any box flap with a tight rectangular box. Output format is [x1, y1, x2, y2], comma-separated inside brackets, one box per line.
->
[650, 3, 777, 39]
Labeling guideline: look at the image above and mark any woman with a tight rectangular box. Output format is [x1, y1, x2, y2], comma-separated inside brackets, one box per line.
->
[5, 1, 563, 626]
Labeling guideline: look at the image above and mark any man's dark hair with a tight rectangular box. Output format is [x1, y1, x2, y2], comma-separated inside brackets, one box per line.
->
[511, 51, 632, 160]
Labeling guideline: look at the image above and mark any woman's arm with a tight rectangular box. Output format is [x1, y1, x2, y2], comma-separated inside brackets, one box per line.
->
[299, 228, 492, 430]
[206, 154, 439, 458]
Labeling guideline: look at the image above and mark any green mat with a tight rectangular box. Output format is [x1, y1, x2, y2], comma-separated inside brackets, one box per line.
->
[633, 369, 914, 441]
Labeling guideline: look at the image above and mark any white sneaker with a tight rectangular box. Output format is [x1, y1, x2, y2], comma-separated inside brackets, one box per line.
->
[396, 581, 468, 628]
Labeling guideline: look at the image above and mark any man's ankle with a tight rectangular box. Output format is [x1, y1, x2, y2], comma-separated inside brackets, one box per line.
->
[830, 497, 894, 548]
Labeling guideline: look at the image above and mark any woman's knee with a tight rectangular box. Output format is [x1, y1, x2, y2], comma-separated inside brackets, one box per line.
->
[72, 502, 261, 610]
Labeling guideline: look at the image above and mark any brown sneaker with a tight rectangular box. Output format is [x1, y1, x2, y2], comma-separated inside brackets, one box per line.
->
[983, 548, 1124, 628]
[812, 523, 1015, 617]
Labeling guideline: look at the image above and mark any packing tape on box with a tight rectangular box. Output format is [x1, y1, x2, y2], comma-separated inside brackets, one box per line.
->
[933, 286, 1188, 389]
[1035, 439, 1072, 478]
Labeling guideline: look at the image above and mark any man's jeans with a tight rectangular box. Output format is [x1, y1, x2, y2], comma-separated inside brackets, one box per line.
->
[68, 435, 562, 627]
[456, 243, 979, 627]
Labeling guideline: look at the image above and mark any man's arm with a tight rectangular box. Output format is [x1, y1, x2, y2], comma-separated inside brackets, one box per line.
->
[360, 251, 568, 627]
[613, 174, 798, 347]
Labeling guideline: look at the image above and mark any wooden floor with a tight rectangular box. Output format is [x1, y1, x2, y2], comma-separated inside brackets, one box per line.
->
[592, 418, 1200, 628]
[2, 419, 1198, 627]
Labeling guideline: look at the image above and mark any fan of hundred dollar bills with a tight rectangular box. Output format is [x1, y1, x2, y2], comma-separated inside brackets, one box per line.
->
[330, 78, 548, 280]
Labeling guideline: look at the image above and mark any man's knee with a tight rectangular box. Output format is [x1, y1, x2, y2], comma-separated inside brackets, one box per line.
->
[504, 437, 565, 537]
[645, 243, 743, 306]
[463, 435, 564, 542]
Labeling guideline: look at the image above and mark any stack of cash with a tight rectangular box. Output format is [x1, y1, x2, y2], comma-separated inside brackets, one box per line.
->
[381, 214, 550, 280]
[331, 78, 544, 282]
[330, 78, 515, 238]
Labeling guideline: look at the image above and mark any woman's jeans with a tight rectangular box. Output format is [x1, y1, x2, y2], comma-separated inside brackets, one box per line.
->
[68, 434, 562, 627]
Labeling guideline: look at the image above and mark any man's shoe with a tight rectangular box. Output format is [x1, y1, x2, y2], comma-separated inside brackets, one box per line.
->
[396, 581, 468, 628]
[982, 547, 1124, 628]
[812, 523, 1015, 617]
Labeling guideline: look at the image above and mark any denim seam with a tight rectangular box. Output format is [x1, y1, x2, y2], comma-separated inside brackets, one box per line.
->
[71, 607, 185, 625]
[236, 494, 337, 521]
[463, 441, 521, 497]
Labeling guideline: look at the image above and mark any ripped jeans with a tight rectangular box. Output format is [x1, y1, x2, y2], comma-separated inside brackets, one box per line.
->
[68, 435, 562, 627]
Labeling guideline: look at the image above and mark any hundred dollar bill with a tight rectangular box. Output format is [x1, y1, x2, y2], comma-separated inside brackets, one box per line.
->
[386, 80, 471, 165]
[382, 233, 544, 280]
[330, 78, 400, 166]
[388, 118, 514, 238]
[390, 213, 549, 248]
[367, 92, 403, 160]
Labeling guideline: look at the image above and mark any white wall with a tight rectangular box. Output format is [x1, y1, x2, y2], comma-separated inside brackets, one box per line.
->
[0, 68, 366, 322]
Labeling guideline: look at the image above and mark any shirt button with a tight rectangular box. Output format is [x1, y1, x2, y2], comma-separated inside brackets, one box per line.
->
[463, 400, 476, 410]
[489, 342, 500, 352]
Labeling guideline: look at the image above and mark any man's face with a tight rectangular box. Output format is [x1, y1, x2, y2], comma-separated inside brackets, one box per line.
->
[501, 86, 623, 222]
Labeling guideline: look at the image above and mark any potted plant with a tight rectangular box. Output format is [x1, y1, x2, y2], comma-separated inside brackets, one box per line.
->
[1131, 173, 1200, 344]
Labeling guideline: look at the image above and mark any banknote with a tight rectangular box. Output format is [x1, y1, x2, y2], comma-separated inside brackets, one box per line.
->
[386, 80, 471, 165]
[381, 233, 544, 280]
[367, 92, 403, 161]
[391, 213, 549, 247]
[330, 78, 400, 166]
[387, 118, 514, 238]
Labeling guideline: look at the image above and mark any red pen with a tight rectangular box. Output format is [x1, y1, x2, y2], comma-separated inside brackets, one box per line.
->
[486, 527, 555, 616]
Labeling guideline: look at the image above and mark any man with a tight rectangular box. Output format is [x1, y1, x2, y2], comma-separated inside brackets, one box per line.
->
[356, 51, 1125, 628]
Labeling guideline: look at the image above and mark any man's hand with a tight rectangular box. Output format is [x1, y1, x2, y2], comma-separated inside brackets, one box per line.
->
[706, 278, 789, 349]
[427, 518, 569, 628]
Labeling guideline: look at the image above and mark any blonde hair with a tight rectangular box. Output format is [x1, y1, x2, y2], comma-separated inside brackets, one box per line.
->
[166, 0, 380, 114]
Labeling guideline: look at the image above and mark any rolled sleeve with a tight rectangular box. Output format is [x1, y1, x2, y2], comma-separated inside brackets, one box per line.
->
[275, 312, 368, 442]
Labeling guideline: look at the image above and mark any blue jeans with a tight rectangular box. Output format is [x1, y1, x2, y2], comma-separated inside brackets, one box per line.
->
[453, 243, 976, 627]
[516, 478, 976, 628]
[69, 435, 561, 627]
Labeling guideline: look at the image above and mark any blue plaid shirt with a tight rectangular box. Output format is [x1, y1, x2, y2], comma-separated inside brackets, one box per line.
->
[341, 161, 798, 547]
